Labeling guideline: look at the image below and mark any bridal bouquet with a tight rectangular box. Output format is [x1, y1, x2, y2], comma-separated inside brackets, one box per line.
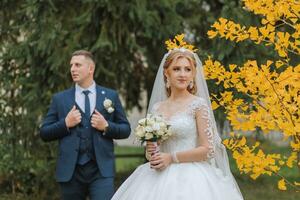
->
[134, 114, 172, 144]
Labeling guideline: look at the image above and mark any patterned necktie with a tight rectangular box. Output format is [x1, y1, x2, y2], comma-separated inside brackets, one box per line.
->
[82, 90, 90, 117]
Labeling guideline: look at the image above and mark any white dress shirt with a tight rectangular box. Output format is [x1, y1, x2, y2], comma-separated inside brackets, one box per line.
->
[75, 81, 96, 116]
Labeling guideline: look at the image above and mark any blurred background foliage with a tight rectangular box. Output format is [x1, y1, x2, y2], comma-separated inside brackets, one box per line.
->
[1, 0, 294, 199]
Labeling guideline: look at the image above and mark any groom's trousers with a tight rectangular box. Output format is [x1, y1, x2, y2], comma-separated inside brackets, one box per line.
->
[59, 160, 114, 200]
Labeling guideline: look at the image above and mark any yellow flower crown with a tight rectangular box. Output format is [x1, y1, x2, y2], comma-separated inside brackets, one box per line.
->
[165, 34, 197, 52]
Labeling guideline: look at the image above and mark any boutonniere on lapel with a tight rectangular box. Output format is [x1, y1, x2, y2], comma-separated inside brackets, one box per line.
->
[103, 98, 115, 113]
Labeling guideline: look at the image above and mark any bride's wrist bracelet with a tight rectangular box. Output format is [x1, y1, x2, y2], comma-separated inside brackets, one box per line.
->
[171, 152, 179, 163]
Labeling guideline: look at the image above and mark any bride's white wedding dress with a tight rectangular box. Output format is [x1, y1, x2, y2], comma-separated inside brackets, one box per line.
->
[112, 97, 243, 200]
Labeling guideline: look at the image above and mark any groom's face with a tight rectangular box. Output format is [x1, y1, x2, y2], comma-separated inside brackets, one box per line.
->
[70, 55, 94, 85]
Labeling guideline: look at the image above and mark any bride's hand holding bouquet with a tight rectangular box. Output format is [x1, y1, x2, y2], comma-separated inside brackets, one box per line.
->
[134, 114, 172, 169]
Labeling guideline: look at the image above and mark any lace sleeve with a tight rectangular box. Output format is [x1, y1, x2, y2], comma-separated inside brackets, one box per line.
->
[190, 98, 215, 159]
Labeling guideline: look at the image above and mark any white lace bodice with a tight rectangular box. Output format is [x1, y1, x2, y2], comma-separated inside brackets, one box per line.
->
[152, 97, 215, 158]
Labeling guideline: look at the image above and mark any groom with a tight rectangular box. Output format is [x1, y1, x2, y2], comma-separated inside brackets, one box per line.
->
[40, 50, 131, 200]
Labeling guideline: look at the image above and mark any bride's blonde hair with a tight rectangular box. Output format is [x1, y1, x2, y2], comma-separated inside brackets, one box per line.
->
[163, 50, 197, 97]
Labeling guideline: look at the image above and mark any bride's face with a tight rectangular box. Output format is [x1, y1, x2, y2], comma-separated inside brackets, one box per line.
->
[165, 57, 194, 91]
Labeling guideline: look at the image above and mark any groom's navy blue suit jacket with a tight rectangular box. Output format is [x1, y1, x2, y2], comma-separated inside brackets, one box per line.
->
[40, 85, 131, 182]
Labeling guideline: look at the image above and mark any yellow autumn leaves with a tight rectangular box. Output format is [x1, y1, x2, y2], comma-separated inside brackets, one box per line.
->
[165, 34, 197, 52]
[223, 136, 281, 180]
[223, 136, 298, 191]
[208, 18, 299, 58]
[205, 53, 300, 192]
[205, 0, 300, 191]
[208, 0, 300, 58]
[204, 58, 300, 136]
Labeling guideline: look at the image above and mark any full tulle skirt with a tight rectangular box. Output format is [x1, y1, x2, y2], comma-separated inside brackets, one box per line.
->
[112, 162, 243, 200]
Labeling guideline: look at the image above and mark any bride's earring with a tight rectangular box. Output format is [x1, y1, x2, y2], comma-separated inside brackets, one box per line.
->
[166, 79, 170, 88]
[188, 80, 194, 89]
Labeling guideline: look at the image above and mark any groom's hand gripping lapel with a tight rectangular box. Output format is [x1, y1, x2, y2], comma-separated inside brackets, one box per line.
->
[65, 105, 82, 128]
[91, 109, 108, 131]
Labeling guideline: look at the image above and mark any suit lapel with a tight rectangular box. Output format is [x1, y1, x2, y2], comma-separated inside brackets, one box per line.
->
[64, 86, 76, 113]
[95, 85, 106, 115]
[63, 87, 81, 139]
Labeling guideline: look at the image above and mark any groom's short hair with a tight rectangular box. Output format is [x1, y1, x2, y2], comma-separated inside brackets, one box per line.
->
[72, 50, 95, 65]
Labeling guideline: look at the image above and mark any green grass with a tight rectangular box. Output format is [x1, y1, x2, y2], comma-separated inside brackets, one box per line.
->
[114, 145, 145, 173]
[236, 175, 299, 200]
[114, 143, 300, 200]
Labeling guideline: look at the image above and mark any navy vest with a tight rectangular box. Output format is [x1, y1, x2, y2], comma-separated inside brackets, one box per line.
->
[76, 105, 95, 165]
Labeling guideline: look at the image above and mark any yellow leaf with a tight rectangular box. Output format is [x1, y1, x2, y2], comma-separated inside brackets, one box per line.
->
[278, 179, 287, 191]
[289, 18, 298, 24]
[266, 171, 272, 176]
[277, 47, 287, 57]
[239, 137, 246, 146]
[275, 60, 284, 69]
[250, 173, 260, 180]
[223, 139, 229, 147]
[279, 160, 285, 166]
[175, 34, 185, 43]
[229, 64, 237, 71]
[211, 101, 220, 110]
[219, 18, 228, 25]
[248, 26, 259, 40]
[261, 18, 269, 25]
[252, 142, 260, 149]
[290, 141, 300, 151]
[259, 26, 270, 38]
[277, 32, 290, 48]
[286, 152, 297, 168]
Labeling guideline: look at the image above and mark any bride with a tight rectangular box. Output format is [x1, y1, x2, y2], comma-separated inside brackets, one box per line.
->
[112, 34, 244, 200]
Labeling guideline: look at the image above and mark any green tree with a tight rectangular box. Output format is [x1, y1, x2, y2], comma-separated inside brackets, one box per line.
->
[0, 0, 184, 196]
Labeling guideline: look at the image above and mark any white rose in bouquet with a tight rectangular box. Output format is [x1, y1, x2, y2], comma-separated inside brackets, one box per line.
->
[145, 132, 154, 140]
[135, 126, 145, 138]
[159, 122, 166, 130]
[152, 123, 160, 131]
[138, 118, 147, 126]
[147, 118, 155, 126]
[157, 130, 165, 136]
[145, 126, 153, 133]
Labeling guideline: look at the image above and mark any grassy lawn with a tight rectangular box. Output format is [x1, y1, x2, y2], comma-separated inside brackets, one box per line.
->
[114, 143, 300, 200]
[114, 145, 145, 173]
